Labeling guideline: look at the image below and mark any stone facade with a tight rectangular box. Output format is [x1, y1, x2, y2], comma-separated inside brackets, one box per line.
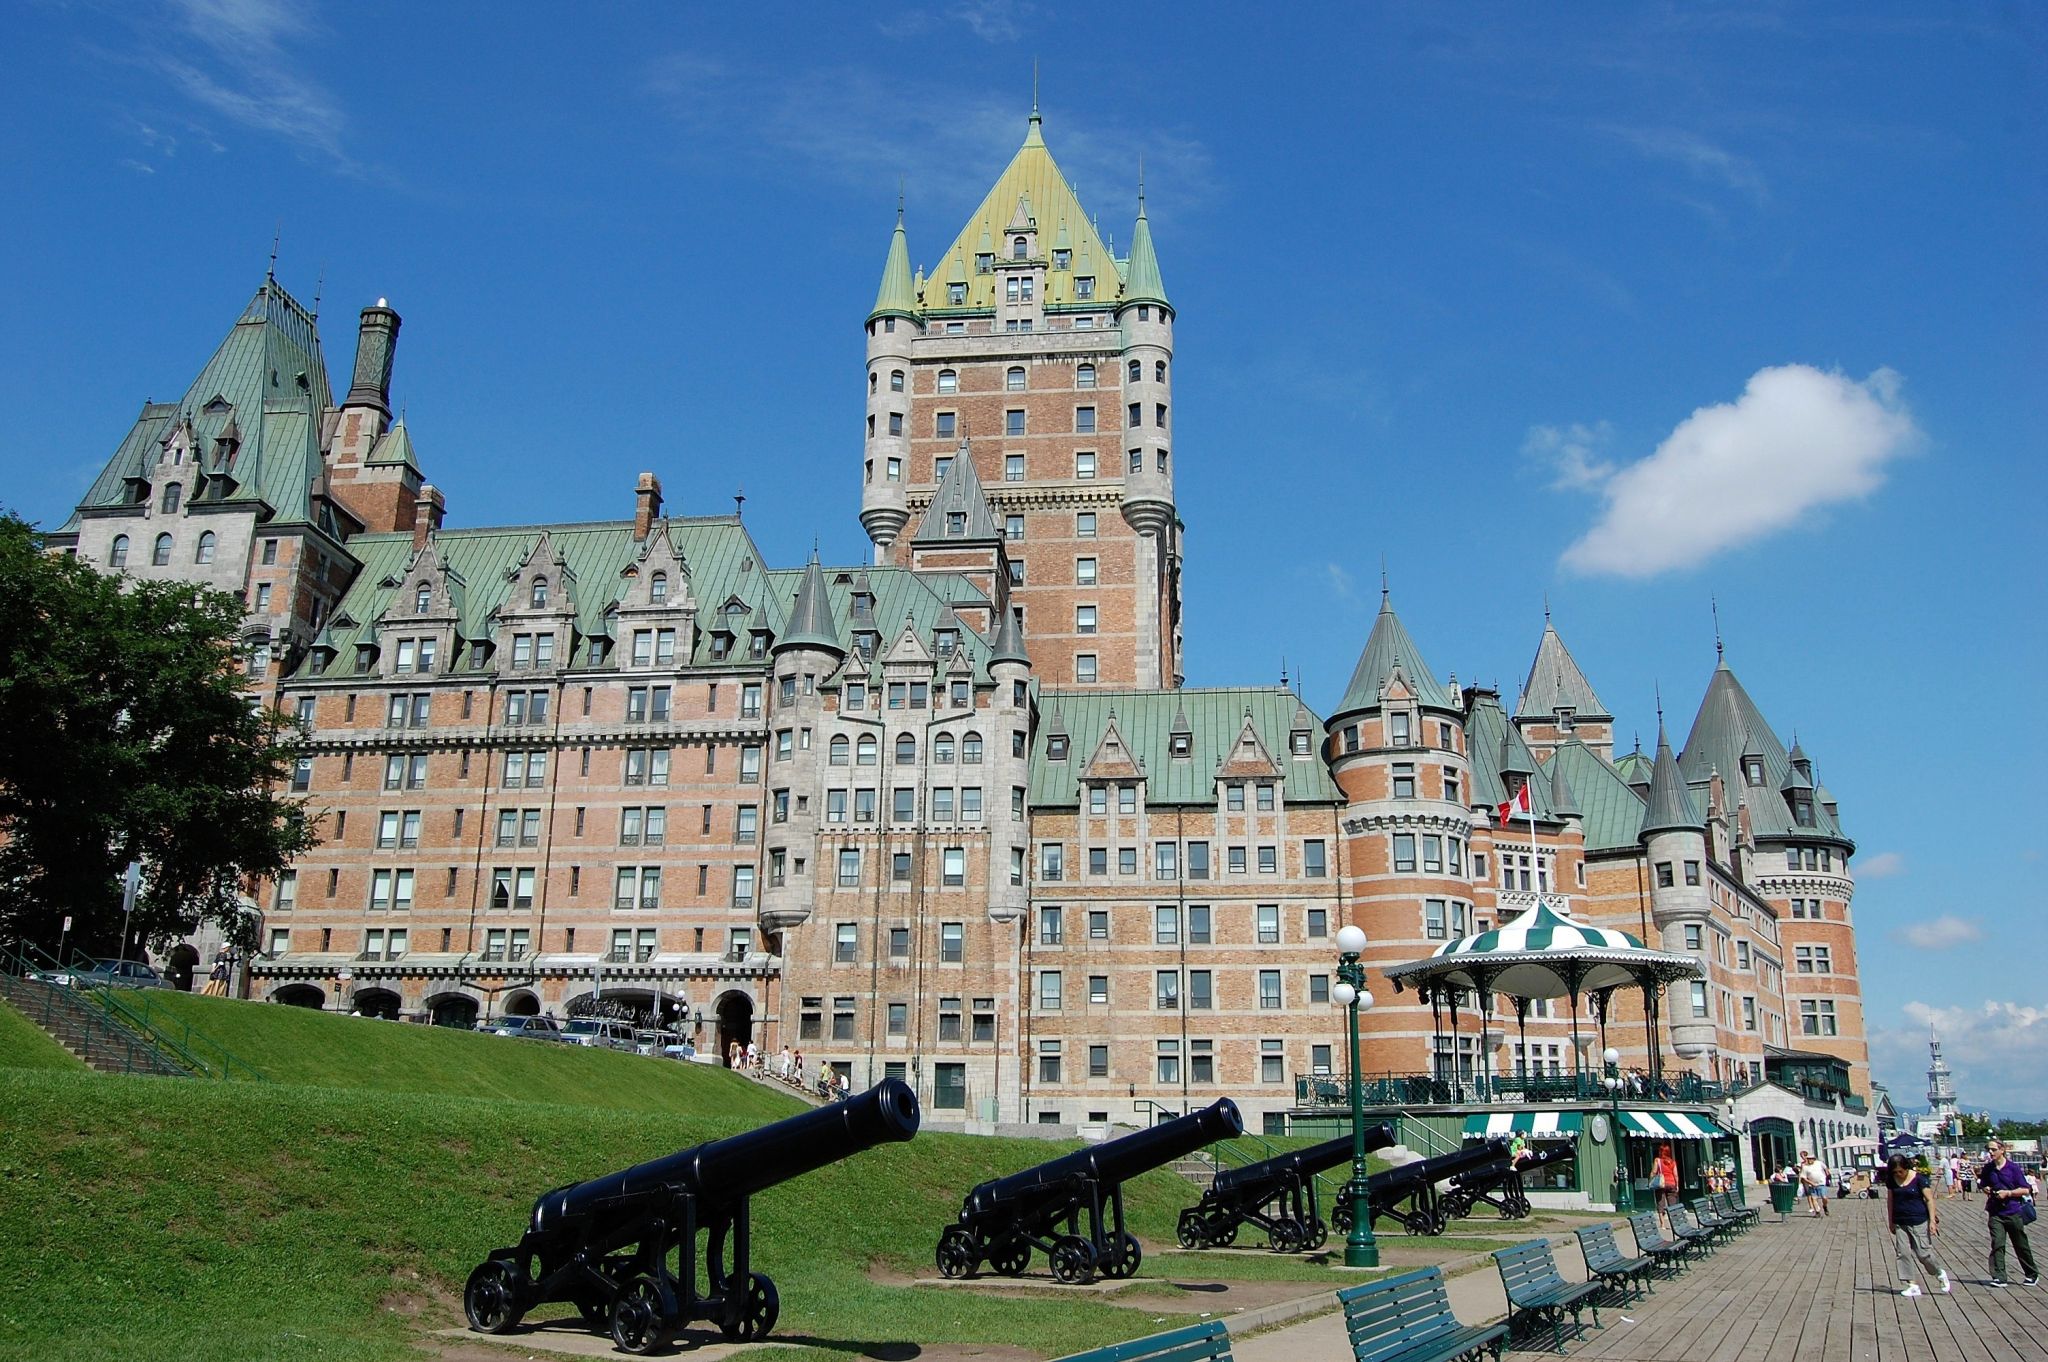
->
[53, 108, 1871, 1135]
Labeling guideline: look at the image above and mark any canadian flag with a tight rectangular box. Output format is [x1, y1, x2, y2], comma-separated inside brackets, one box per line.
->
[1497, 781, 1531, 826]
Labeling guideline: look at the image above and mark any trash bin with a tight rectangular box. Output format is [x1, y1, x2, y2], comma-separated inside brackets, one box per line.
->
[1769, 1181, 1798, 1217]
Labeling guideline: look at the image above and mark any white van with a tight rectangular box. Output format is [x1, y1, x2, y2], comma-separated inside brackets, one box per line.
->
[561, 1018, 636, 1050]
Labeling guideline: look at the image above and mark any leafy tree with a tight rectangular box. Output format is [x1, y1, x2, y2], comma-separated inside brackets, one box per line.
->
[1961, 1112, 1994, 1140]
[0, 512, 315, 956]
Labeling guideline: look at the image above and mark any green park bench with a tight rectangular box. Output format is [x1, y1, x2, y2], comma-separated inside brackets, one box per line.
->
[1626, 1211, 1696, 1271]
[1664, 1204, 1720, 1253]
[1053, 1320, 1235, 1362]
[1491, 1239, 1601, 1353]
[1574, 1222, 1655, 1303]
[1685, 1199, 1740, 1242]
[1338, 1267, 1507, 1362]
[1712, 1190, 1760, 1230]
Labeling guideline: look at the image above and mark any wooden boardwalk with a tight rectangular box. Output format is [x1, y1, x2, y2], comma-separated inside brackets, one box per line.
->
[1534, 1194, 2044, 1362]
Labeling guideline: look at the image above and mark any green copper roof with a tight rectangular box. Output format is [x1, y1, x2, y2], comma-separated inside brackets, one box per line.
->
[776, 552, 843, 654]
[1547, 757, 1580, 818]
[869, 209, 919, 321]
[1547, 741, 1650, 852]
[988, 603, 1030, 666]
[1517, 619, 1611, 721]
[1119, 195, 1169, 309]
[1333, 593, 1455, 718]
[1679, 663, 1847, 843]
[912, 440, 1002, 543]
[364, 419, 419, 472]
[1466, 691, 1558, 821]
[1640, 726, 1703, 838]
[1031, 688, 1339, 807]
[66, 278, 333, 532]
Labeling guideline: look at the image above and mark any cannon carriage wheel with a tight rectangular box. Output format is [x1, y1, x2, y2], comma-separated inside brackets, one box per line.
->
[610, 1274, 677, 1356]
[1176, 1209, 1205, 1249]
[1049, 1235, 1098, 1284]
[936, 1228, 978, 1279]
[1268, 1218, 1309, 1253]
[1303, 1217, 1329, 1251]
[718, 1272, 779, 1341]
[1099, 1231, 1142, 1279]
[463, 1258, 525, 1334]
[990, 1239, 1032, 1277]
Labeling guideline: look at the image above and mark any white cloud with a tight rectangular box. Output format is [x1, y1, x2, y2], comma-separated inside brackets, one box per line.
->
[1524, 421, 1616, 491]
[151, 0, 353, 170]
[1858, 850, 1906, 879]
[1873, 1001, 2048, 1115]
[1604, 125, 1768, 202]
[1559, 365, 1919, 578]
[1325, 562, 1358, 603]
[1893, 914, 1982, 950]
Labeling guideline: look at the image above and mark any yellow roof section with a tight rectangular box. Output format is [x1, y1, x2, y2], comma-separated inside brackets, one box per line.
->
[921, 114, 1129, 312]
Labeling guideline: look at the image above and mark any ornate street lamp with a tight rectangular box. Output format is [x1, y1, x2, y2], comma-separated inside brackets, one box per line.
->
[1331, 923, 1380, 1268]
[1602, 1046, 1633, 1211]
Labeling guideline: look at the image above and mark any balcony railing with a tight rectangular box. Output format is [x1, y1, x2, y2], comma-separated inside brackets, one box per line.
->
[1294, 1071, 1733, 1109]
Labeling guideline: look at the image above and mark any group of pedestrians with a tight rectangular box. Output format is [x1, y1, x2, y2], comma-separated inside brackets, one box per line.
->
[1886, 1138, 2039, 1296]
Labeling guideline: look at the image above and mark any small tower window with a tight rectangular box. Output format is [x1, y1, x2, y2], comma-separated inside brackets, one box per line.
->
[947, 282, 966, 304]
[1006, 366, 1026, 392]
[415, 585, 432, 614]
[937, 369, 958, 394]
[650, 572, 668, 603]
[108, 535, 129, 568]
[1012, 236, 1028, 259]
[946, 512, 966, 536]
[161, 482, 182, 513]
[194, 531, 216, 565]
[1076, 363, 1095, 388]
[530, 577, 549, 609]
[1128, 359, 1142, 382]
[152, 533, 173, 567]
[890, 370, 905, 392]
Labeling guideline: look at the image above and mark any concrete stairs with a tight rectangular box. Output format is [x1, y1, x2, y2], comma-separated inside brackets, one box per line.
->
[0, 975, 188, 1077]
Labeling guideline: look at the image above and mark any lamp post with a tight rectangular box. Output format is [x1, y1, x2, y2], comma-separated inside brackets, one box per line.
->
[1602, 1045, 1633, 1211]
[1331, 923, 1380, 1268]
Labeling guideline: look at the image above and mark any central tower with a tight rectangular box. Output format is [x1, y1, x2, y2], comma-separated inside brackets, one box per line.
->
[860, 109, 1184, 689]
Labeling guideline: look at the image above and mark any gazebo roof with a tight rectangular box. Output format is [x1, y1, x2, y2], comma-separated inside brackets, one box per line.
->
[1384, 898, 1702, 1000]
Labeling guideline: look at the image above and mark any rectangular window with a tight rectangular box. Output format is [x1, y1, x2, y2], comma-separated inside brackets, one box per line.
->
[1261, 1039, 1285, 1084]
[1038, 906, 1064, 946]
[1304, 840, 1327, 878]
[1089, 1044, 1109, 1077]
[887, 1002, 907, 1036]
[1075, 406, 1096, 433]
[1684, 860, 1702, 886]
[1088, 974, 1109, 1005]
[1156, 1040, 1179, 1085]
[1154, 841, 1177, 879]
[837, 850, 861, 888]
[1075, 557, 1098, 586]
[1076, 604, 1097, 635]
[1228, 846, 1246, 874]
[1256, 904, 1280, 944]
[1038, 971, 1062, 1011]
[1188, 970, 1213, 1010]
[1155, 970, 1179, 1009]
[1186, 842, 1209, 879]
[1077, 511, 1096, 537]
[1087, 909, 1109, 940]
[1076, 654, 1097, 683]
[1038, 1041, 1061, 1084]
[1259, 970, 1282, 1009]
[1187, 904, 1211, 944]
[941, 921, 963, 963]
[1425, 899, 1447, 939]
[1153, 905, 1179, 944]
[1257, 845, 1277, 874]
[1041, 843, 1064, 880]
[1227, 784, 1245, 812]
[1393, 834, 1416, 872]
[1006, 409, 1025, 436]
[1422, 835, 1443, 873]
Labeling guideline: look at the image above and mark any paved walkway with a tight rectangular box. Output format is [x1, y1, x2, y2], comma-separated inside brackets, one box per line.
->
[1231, 1195, 2045, 1362]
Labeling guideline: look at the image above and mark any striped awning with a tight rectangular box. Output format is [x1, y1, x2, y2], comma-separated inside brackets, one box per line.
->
[1463, 1111, 1584, 1141]
[1618, 1110, 1731, 1140]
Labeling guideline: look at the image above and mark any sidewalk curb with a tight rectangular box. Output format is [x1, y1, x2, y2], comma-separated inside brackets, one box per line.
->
[1225, 1247, 1506, 1338]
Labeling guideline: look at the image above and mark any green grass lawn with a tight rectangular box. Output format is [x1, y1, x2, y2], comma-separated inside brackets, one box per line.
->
[0, 996, 82, 1071]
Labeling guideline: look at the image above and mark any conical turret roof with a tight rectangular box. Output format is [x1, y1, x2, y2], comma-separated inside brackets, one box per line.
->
[1120, 190, 1170, 309]
[1548, 759, 1581, 818]
[912, 440, 1002, 543]
[1640, 726, 1704, 838]
[1680, 662, 1846, 841]
[989, 604, 1030, 667]
[869, 207, 919, 322]
[776, 551, 843, 655]
[1517, 618, 1611, 721]
[1334, 592, 1454, 717]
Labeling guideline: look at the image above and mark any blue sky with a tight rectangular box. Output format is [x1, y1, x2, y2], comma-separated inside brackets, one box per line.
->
[6, 2, 2042, 1113]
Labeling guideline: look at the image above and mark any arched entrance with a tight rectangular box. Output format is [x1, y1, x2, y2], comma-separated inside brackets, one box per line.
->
[1752, 1117, 1796, 1182]
[428, 994, 479, 1029]
[501, 989, 541, 1017]
[166, 942, 201, 992]
[352, 987, 402, 1020]
[715, 990, 754, 1066]
[272, 984, 325, 1009]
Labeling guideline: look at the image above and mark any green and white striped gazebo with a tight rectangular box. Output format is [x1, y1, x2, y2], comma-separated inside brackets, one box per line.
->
[1384, 898, 1703, 1089]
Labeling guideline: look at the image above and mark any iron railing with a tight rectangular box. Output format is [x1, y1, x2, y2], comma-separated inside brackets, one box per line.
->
[4, 942, 266, 1082]
[1295, 1071, 1732, 1108]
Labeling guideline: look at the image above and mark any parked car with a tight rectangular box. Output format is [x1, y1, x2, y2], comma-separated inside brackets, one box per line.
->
[632, 1029, 697, 1060]
[560, 1018, 635, 1050]
[33, 958, 168, 990]
[488, 1015, 563, 1041]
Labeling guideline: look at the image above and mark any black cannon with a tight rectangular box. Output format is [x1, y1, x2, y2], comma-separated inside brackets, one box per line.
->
[464, 1078, 919, 1354]
[937, 1098, 1243, 1284]
[1330, 1139, 1511, 1237]
[1175, 1125, 1397, 1252]
[1441, 1143, 1577, 1221]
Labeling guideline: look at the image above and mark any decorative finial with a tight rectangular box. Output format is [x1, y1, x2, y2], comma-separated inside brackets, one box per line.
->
[1279, 655, 1288, 688]
[312, 262, 324, 319]
[1032, 57, 1039, 117]
[734, 487, 746, 518]
[1712, 594, 1724, 662]
[1380, 555, 1390, 603]
[1543, 591, 1551, 624]
[1138, 152, 1146, 209]
[268, 222, 281, 281]
[1654, 683, 1664, 728]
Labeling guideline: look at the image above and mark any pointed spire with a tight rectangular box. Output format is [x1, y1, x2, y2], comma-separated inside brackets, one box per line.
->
[869, 204, 919, 322]
[912, 438, 1002, 543]
[1023, 100, 1045, 149]
[1517, 614, 1611, 720]
[1120, 179, 1170, 310]
[1498, 725, 1534, 780]
[1640, 725, 1704, 838]
[989, 605, 1030, 667]
[777, 551, 843, 655]
[1548, 758, 1581, 819]
[1335, 592, 1454, 716]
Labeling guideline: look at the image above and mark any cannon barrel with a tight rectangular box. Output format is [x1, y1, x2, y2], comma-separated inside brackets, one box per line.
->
[1209, 1125, 1396, 1199]
[533, 1077, 920, 1232]
[1374, 1139, 1509, 1193]
[966, 1099, 1241, 1215]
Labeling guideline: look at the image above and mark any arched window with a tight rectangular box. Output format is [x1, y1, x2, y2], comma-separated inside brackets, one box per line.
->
[414, 584, 431, 614]
[194, 531, 216, 564]
[1128, 359, 1142, 383]
[890, 370, 905, 392]
[829, 735, 850, 766]
[1012, 236, 1028, 259]
[650, 571, 668, 603]
[856, 734, 878, 766]
[161, 482, 182, 513]
[937, 369, 958, 395]
[934, 734, 955, 764]
[868, 372, 877, 393]
[1006, 366, 1026, 392]
[152, 533, 173, 567]
[1076, 363, 1095, 389]
[962, 732, 984, 764]
[108, 535, 129, 568]
[895, 734, 916, 765]
[530, 577, 549, 609]
[1155, 360, 1167, 382]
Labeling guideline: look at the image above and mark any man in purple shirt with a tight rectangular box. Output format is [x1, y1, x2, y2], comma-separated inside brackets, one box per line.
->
[1980, 1139, 2038, 1287]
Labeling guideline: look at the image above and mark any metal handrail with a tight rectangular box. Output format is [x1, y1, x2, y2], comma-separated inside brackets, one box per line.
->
[8, 940, 265, 1082]
[0, 944, 184, 1079]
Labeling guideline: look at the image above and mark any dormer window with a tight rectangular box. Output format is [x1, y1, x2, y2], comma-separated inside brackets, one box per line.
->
[935, 629, 957, 657]
[1075, 276, 1094, 299]
[947, 282, 966, 305]
[1048, 734, 1069, 760]
[1012, 236, 1028, 259]
[1053, 248, 1071, 270]
[1291, 731, 1312, 755]
[1794, 797, 1814, 827]
[530, 578, 549, 609]
[1555, 707, 1575, 732]
[946, 512, 966, 536]
[1745, 758, 1765, 785]
[650, 571, 667, 603]
[1170, 732, 1192, 758]
[415, 585, 432, 615]
[1389, 711, 1412, 746]
[975, 253, 993, 274]
[161, 483, 182, 513]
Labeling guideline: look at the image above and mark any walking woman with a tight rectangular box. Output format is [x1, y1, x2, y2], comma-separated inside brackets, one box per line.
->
[1886, 1154, 1949, 1297]
[1981, 1138, 2039, 1287]
[1653, 1143, 1680, 1219]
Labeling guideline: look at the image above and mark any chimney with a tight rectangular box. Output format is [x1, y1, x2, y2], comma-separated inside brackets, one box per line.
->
[344, 300, 402, 418]
[412, 484, 445, 551]
[634, 472, 663, 540]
